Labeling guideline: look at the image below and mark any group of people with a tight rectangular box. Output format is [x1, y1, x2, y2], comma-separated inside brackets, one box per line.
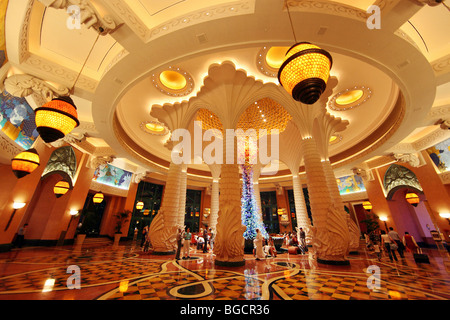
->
[253, 229, 278, 260]
[366, 227, 420, 262]
[175, 226, 215, 260]
[283, 228, 308, 254]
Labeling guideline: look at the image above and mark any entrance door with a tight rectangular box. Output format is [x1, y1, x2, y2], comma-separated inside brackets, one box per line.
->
[260, 191, 279, 234]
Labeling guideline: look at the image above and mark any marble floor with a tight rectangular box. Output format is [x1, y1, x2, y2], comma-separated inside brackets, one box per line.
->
[0, 238, 449, 301]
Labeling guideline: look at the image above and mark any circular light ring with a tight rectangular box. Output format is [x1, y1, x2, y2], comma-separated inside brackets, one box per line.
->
[54, 180, 70, 198]
[278, 42, 333, 104]
[140, 121, 169, 136]
[11, 148, 40, 178]
[256, 46, 289, 77]
[151, 66, 194, 97]
[35, 96, 80, 143]
[328, 86, 372, 111]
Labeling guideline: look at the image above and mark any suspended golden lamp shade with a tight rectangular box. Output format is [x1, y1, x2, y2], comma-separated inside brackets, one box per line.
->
[362, 201, 373, 211]
[278, 42, 332, 104]
[143, 209, 150, 216]
[405, 192, 420, 207]
[11, 148, 40, 179]
[93, 192, 104, 204]
[54, 180, 70, 198]
[34, 96, 80, 143]
[136, 201, 144, 210]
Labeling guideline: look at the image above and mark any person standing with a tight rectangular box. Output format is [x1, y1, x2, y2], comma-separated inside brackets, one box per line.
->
[381, 230, 398, 262]
[209, 228, 215, 252]
[203, 228, 208, 253]
[183, 227, 192, 259]
[388, 227, 405, 258]
[254, 229, 265, 260]
[16, 223, 28, 248]
[299, 227, 308, 253]
[141, 225, 148, 247]
[403, 231, 419, 253]
[175, 227, 184, 260]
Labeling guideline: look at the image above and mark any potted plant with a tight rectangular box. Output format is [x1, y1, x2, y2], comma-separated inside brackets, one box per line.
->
[113, 210, 131, 246]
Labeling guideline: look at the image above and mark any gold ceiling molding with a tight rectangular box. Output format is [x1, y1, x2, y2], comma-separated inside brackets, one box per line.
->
[236, 97, 292, 137]
[285, 0, 368, 22]
[330, 92, 406, 169]
[328, 86, 372, 111]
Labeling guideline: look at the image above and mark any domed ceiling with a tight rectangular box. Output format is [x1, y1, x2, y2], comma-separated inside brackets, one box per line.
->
[3, 0, 450, 189]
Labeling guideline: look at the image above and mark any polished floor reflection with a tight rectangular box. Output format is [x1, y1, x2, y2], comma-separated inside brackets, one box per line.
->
[0, 238, 449, 300]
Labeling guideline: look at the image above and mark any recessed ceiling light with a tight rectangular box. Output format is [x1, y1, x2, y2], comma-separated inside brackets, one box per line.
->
[328, 86, 372, 111]
[140, 121, 169, 136]
[265, 46, 289, 69]
[159, 70, 187, 90]
[335, 89, 364, 106]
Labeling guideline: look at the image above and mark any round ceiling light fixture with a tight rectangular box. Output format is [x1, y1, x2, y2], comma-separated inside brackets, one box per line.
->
[256, 46, 289, 77]
[328, 86, 372, 111]
[152, 66, 194, 97]
[11, 148, 40, 179]
[278, 42, 333, 104]
[34, 96, 80, 143]
[140, 121, 169, 136]
[329, 134, 342, 145]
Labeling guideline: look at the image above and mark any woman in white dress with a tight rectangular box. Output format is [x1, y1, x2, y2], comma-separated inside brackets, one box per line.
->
[254, 229, 266, 260]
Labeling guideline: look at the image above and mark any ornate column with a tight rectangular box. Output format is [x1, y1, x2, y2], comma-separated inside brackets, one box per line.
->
[322, 160, 353, 254]
[149, 162, 183, 253]
[177, 165, 187, 227]
[302, 137, 349, 264]
[208, 164, 221, 232]
[214, 134, 245, 266]
[292, 175, 311, 234]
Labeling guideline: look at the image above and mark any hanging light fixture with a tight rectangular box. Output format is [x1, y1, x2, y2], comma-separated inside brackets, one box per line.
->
[11, 148, 40, 178]
[362, 201, 373, 211]
[54, 180, 70, 198]
[278, 0, 332, 104]
[405, 192, 420, 207]
[136, 201, 144, 210]
[34, 96, 80, 143]
[34, 34, 100, 143]
[93, 192, 104, 204]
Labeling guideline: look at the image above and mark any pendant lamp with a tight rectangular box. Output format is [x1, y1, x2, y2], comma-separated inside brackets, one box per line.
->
[54, 180, 70, 198]
[362, 201, 373, 211]
[34, 96, 80, 143]
[93, 192, 104, 204]
[34, 34, 100, 143]
[11, 148, 40, 178]
[278, 0, 332, 104]
[405, 192, 420, 207]
[136, 201, 144, 210]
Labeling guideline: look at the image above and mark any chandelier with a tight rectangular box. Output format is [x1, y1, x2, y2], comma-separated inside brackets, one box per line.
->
[11, 148, 40, 179]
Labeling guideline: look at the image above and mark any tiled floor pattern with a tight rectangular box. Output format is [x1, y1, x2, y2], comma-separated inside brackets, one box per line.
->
[0, 241, 449, 300]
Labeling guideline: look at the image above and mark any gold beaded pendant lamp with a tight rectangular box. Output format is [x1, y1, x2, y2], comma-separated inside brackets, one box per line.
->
[34, 34, 100, 143]
[278, 0, 332, 104]
[405, 192, 420, 207]
[34, 96, 80, 143]
[11, 148, 40, 178]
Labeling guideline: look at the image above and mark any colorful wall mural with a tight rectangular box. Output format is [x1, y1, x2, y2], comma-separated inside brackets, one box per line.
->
[93, 163, 133, 190]
[426, 137, 450, 173]
[0, 91, 38, 149]
[336, 174, 366, 195]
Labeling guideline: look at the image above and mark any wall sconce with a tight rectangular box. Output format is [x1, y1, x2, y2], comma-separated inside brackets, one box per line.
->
[439, 212, 450, 225]
[69, 210, 79, 216]
[379, 215, 388, 232]
[4, 202, 27, 231]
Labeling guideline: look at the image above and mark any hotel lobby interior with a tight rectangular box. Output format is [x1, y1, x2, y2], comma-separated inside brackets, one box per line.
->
[0, 0, 450, 305]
